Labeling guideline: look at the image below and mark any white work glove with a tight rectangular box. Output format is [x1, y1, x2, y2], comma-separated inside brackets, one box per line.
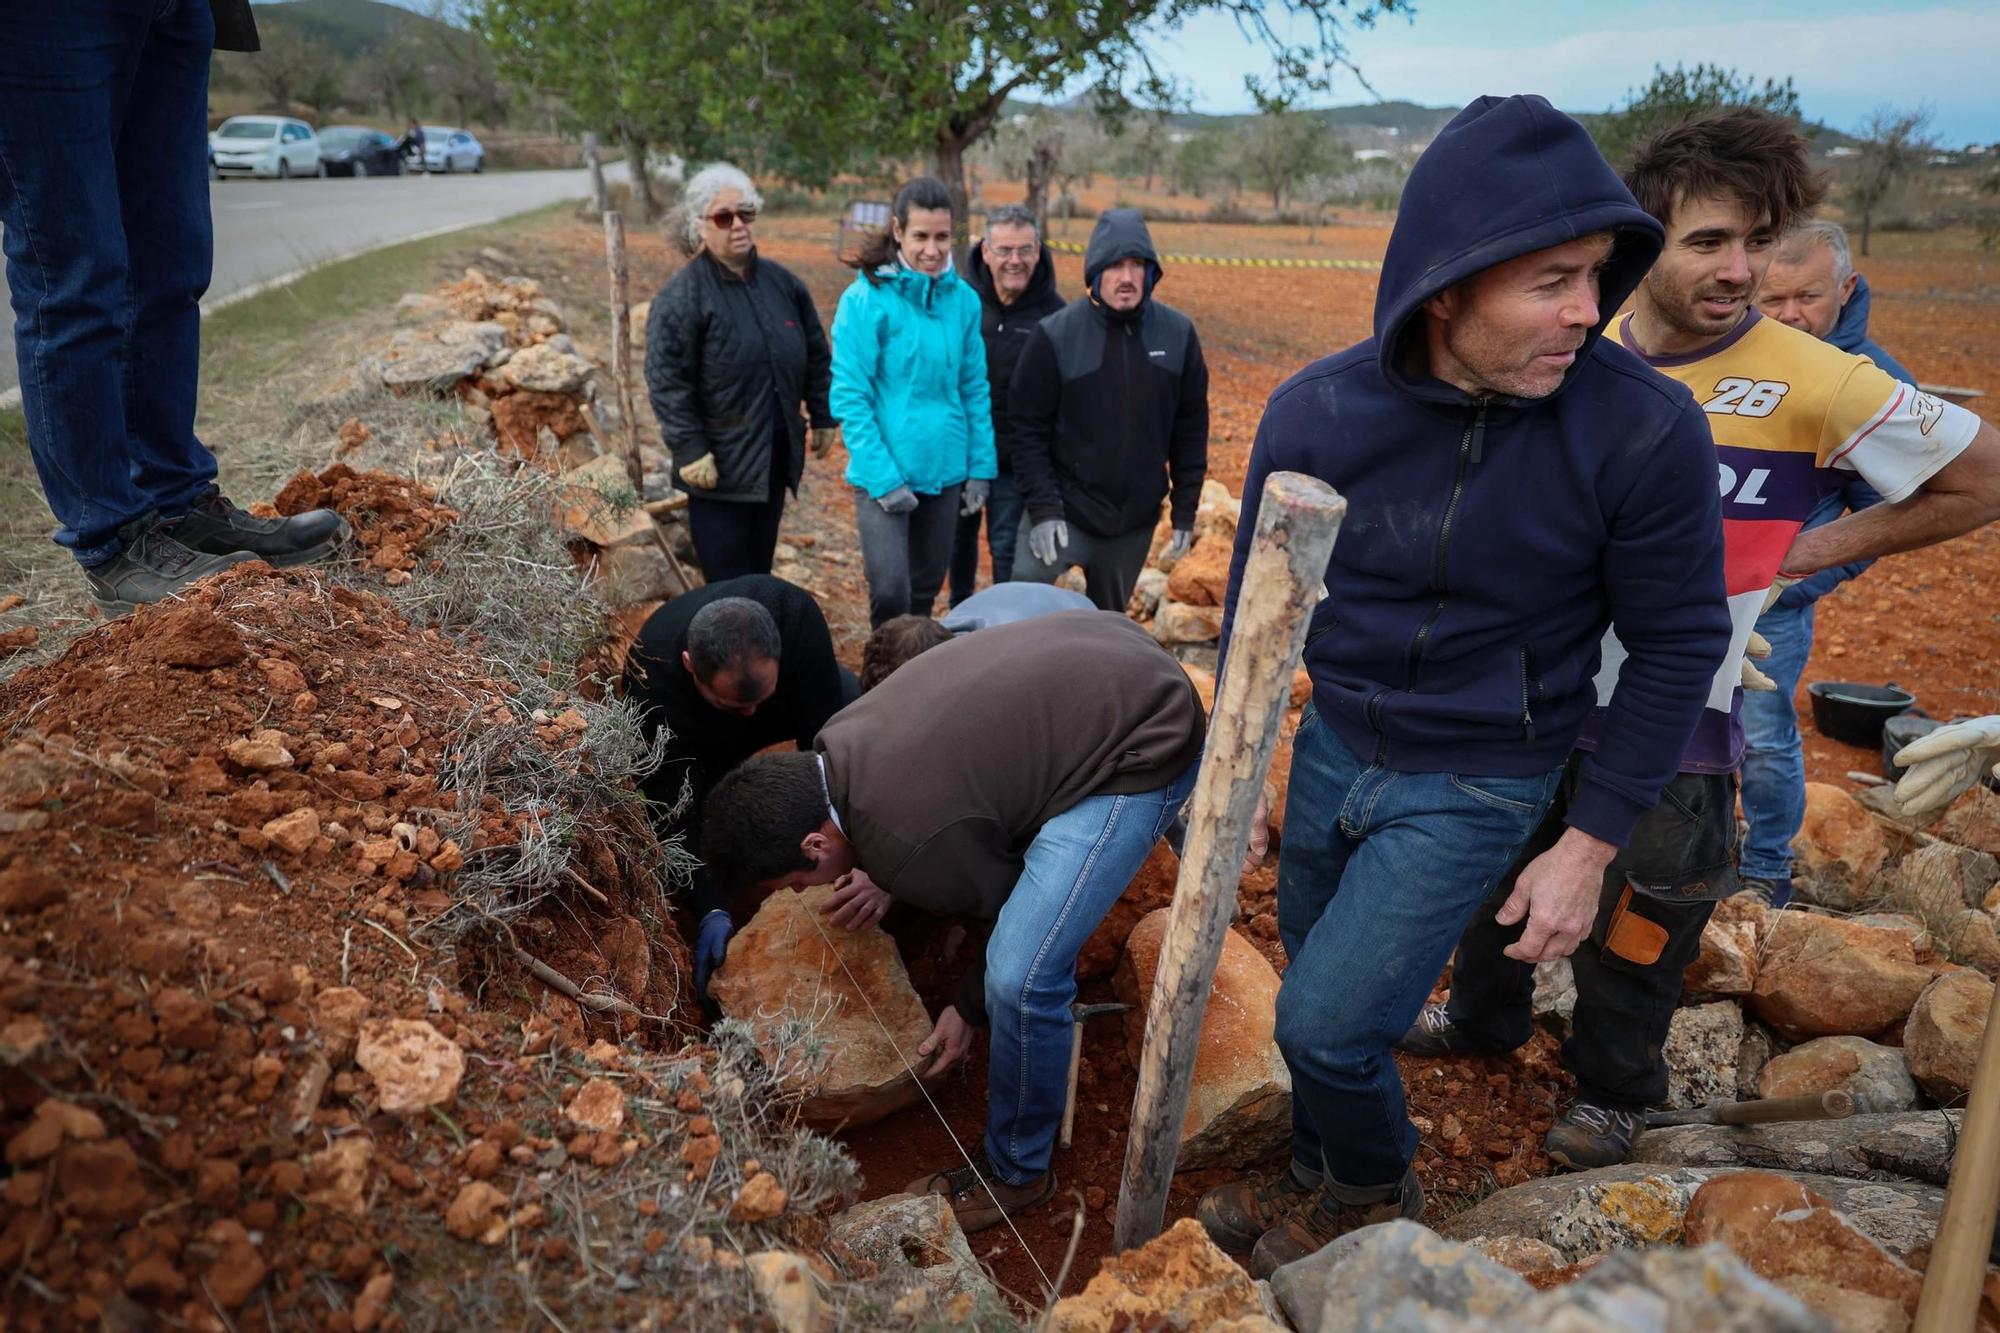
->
[876, 485, 919, 515]
[1893, 717, 2000, 817]
[1028, 519, 1069, 566]
[1165, 528, 1195, 561]
[1745, 630, 1772, 660]
[1760, 573, 1800, 614]
[1740, 658, 1778, 692]
[809, 426, 838, 460]
[960, 479, 990, 517]
[680, 454, 719, 491]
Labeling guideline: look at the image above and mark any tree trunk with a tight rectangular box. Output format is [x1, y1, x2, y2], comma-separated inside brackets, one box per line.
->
[583, 132, 609, 218]
[1861, 209, 1874, 257]
[624, 134, 656, 223]
[932, 134, 972, 260]
[1024, 136, 1061, 238]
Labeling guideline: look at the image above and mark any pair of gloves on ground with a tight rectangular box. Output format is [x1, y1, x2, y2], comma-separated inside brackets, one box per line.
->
[1026, 520, 1194, 566]
[678, 427, 840, 491]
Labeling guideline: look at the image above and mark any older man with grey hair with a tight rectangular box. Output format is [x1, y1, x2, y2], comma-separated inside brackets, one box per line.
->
[646, 162, 836, 580]
[950, 204, 1066, 605]
[1736, 219, 1919, 907]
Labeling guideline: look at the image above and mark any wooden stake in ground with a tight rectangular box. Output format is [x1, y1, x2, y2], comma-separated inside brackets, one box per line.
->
[602, 209, 642, 491]
[1113, 470, 1345, 1252]
[1914, 977, 2000, 1331]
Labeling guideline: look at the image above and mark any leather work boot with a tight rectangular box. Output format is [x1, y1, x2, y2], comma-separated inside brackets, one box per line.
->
[1395, 1002, 1494, 1057]
[84, 513, 256, 618]
[1250, 1167, 1424, 1279]
[1545, 1100, 1646, 1171]
[905, 1160, 1056, 1234]
[167, 485, 350, 567]
[1196, 1164, 1320, 1254]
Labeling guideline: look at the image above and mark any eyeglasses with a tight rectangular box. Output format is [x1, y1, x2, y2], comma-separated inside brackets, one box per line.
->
[707, 208, 758, 228]
[987, 245, 1037, 260]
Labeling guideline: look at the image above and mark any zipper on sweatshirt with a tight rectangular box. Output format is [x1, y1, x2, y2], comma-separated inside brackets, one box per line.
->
[1519, 645, 1538, 745]
[1404, 403, 1487, 688]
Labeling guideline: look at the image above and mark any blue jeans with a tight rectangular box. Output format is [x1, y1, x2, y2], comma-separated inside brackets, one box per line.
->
[982, 760, 1199, 1184]
[1739, 598, 1816, 891]
[0, 0, 220, 566]
[1275, 709, 1563, 1187]
[948, 471, 1022, 607]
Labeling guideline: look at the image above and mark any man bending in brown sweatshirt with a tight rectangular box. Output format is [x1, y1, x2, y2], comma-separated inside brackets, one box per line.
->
[703, 610, 1204, 1230]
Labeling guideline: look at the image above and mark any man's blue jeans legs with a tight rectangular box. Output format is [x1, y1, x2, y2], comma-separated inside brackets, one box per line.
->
[1740, 601, 1816, 898]
[0, 0, 219, 566]
[1274, 711, 1562, 1187]
[982, 761, 1198, 1184]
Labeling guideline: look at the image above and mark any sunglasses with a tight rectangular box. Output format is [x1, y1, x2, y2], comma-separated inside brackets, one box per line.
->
[707, 208, 758, 228]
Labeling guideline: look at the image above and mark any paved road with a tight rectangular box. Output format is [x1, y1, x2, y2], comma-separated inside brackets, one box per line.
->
[0, 163, 622, 403]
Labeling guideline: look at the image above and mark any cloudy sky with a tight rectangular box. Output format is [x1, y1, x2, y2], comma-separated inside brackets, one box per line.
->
[1149, 0, 1998, 145]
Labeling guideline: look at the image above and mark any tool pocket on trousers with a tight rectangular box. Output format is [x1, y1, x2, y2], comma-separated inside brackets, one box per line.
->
[1616, 771, 1740, 904]
[1595, 884, 1712, 974]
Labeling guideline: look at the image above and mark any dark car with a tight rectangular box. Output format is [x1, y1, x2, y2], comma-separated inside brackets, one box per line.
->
[318, 126, 403, 178]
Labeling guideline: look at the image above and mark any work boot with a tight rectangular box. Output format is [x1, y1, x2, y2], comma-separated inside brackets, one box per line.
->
[1734, 876, 1793, 910]
[84, 513, 256, 618]
[905, 1159, 1055, 1234]
[1196, 1162, 1320, 1254]
[1545, 1099, 1646, 1171]
[167, 485, 350, 568]
[1249, 1167, 1424, 1279]
[1396, 1002, 1497, 1057]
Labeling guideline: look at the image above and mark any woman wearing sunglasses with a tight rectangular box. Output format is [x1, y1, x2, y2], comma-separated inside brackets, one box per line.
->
[646, 163, 838, 580]
[830, 176, 998, 628]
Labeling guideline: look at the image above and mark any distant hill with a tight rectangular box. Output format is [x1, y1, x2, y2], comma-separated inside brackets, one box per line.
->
[249, 0, 453, 56]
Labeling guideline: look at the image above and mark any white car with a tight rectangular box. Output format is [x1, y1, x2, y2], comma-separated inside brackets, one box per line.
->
[210, 115, 322, 180]
[419, 127, 485, 174]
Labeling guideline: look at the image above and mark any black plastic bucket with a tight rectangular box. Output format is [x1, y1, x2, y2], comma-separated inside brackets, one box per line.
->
[1808, 681, 1917, 748]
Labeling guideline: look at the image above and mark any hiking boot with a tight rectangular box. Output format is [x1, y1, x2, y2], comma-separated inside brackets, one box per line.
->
[1249, 1167, 1424, 1279]
[1396, 1002, 1491, 1057]
[1196, 1164, 1320, 1254]
[84, 513, 256, 618]
[167, 485, 350, 568]
[1734, 876, 1794, 910]
[904, 1160, 1055, 1234]
[1545, 1100, 1646, 1171]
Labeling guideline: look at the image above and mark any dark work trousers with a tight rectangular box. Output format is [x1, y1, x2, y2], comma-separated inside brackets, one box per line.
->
[948, 470, 1023, 607]
[1444, 761, 1739, 1112]
[685, 427, 788, 581]
[855, 484, 962, 628]
[1010, 515, 1155, 613]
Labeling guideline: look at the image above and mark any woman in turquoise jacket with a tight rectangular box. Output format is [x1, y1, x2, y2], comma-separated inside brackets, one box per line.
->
[831, 177, 998, 628]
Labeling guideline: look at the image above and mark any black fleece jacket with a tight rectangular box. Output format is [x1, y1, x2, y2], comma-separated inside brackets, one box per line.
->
[965, 241, 1065, 472]
[1009, 210, 1209, 538]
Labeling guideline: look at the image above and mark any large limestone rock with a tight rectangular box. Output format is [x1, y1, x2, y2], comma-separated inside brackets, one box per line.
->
[710, 885, 935, 1127]
[1686, 897, 1768, 995]
[378, 342, 486, 394]
[1793, 783, 1891, 910]
[1631, 1110, 1962, 1186]
[1750, 912, 1937, 1040]
[1267, 1220, 1533, 1333]
[1165, 537, 1232, 607]
[1937, 785, 2000, 857]
[1757, 1035, 1919, 1114]
[1903, 969, 1992, 1102]
[1512, 1245, 1825, 1332]
[1886, 841, 2000, 918]
[1438, 1164, 1946, 1260]
[1683, 1172, 1921, 1332]
[355, 1019, 463, 1114]
[828, 1193, 996, 1309]
[1047, 1217, 1270, 1332]
[1115, 911, 1289, 1168]
[1152, 600, 1224, 646]
[498, 341, 593, 394]
[1664, 1002, 1743, 1109]
[1544, 1174, 1694, 1260]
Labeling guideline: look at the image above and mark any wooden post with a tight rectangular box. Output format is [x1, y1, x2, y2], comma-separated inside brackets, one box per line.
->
[602, 210, 641, 491]
[1113, 471, 1345, 1253]
[1914, 978, 2000, 1331]
[583, 132, 609, 219]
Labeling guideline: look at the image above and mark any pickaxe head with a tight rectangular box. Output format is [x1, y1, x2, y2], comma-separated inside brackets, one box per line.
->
[1071, 1002, 1131, 1022]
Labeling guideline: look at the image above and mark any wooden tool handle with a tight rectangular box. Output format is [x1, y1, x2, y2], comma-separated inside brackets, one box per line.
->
[1715, 1090, 1854, 1125]
[1915, 978, 2000, 1331]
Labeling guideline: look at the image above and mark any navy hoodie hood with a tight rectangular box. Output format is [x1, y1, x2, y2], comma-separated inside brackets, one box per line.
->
[1376, 94, 1665, 404]
[1828, 273, 1916, 382]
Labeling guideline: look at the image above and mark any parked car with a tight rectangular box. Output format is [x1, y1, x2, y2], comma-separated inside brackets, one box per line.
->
[419, 127, 485, 174]
[318, 126, 404, 178]
[210, 115, 321, 179]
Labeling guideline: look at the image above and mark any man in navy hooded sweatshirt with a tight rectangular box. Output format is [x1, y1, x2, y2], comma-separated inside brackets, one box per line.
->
[1195, 95, 1731, 1276]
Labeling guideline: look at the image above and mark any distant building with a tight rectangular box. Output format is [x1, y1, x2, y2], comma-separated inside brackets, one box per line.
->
[1826, 145, 1859, 159]
[1354, 148, 1395, 163]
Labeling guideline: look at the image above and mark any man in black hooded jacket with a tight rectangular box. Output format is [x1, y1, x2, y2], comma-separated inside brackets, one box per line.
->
[1008, 209, 1209, 612]
[950, 205, 1066, 606]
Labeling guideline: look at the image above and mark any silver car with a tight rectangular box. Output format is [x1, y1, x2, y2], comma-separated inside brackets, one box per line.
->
[420, 127, 485, 174]
[210, 115, 322, 179]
